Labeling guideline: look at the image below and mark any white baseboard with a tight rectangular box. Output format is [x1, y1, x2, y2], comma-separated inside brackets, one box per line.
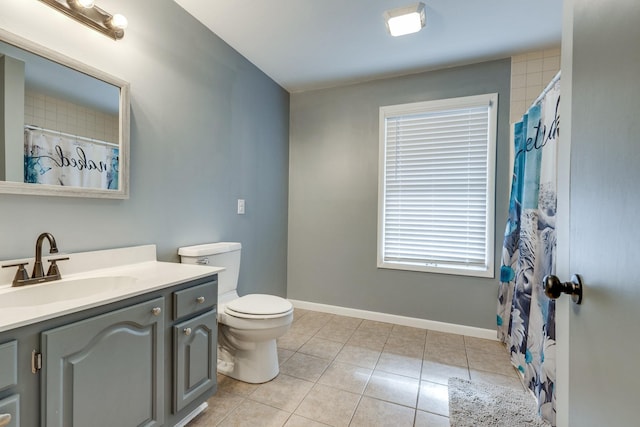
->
[288, 299, 497, 341]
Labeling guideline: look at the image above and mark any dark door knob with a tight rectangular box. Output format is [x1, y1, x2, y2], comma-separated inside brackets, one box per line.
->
[543, 274, 583, 304]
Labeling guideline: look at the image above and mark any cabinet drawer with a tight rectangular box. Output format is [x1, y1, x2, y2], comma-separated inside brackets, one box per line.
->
[0, 394, 19, 427]
[173, 281, 216, 320]
[0, 341, 17, 392]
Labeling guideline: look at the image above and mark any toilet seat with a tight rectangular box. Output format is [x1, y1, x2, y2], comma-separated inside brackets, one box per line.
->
[224, 294, 293, 320]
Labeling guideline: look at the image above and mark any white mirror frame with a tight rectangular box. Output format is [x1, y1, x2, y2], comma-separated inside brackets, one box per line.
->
[0, 28, 130, 199]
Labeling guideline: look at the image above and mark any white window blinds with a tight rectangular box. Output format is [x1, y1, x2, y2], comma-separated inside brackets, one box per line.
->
[378, 94, 497, 277]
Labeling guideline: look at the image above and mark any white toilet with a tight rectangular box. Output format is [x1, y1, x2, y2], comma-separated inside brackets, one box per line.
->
[178, 242, 293, 384]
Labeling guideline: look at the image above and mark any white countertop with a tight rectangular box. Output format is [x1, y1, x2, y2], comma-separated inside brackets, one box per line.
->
[0, 245, 223, 333]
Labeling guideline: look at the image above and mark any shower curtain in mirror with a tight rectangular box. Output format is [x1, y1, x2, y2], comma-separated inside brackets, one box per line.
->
[497, 75, 560, 426]
[24, 129, 119, 190]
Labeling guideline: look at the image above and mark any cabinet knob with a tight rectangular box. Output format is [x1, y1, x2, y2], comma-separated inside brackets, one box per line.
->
[151, 307, 162, 316]
[0, 413, 11, 427]
[183, 328, 192, 336]
[196, 296, 205, 304]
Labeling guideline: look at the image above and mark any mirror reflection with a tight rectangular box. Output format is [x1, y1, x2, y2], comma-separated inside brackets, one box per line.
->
[0, 29, 129, 198]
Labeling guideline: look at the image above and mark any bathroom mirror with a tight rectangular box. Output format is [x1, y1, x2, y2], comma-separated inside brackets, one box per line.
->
[0, 28, 129, 199]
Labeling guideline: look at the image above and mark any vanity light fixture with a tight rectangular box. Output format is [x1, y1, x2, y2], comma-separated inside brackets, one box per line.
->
[384, 2, 426, 37]
[38, 0, 128, 40]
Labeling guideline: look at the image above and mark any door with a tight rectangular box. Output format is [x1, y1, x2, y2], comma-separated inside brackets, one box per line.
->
[41, 298, 165, 427]
[558, 0, 640, 425]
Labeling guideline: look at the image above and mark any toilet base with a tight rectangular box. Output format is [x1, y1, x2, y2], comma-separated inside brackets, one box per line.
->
[218, 339, 280, 384]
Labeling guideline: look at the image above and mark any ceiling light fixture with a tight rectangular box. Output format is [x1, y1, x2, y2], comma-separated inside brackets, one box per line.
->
[384, 2, 426, 37]
[39, 0, 128, 40]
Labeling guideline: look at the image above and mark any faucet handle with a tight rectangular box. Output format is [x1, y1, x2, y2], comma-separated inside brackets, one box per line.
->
[2, 262, 30, 285]
[2, 262, 28, 269]
[46, 257, 69, 278]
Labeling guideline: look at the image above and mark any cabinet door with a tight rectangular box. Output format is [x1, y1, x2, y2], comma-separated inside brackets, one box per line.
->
[41, 297, 165, 427]
[173, 309, 216, 412]
[0, 394, 19, 427]
[0, 341, 17, 393]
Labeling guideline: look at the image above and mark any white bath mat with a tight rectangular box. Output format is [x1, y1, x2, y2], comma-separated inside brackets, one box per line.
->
[448, 377, 551, 426]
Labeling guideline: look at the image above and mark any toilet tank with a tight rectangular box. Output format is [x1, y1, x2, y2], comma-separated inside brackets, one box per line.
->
[178, 242, 241, 295]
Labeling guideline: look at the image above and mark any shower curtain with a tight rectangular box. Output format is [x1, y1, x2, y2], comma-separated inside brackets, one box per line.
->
[497, 75, 560, 426]
[24, 129, 119, 190]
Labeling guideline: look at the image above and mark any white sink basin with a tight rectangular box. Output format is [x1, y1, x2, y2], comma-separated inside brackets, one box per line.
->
[0, 276, 137, 308]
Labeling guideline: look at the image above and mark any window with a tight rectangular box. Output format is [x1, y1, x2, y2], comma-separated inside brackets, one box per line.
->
[378, 93, 497, 277]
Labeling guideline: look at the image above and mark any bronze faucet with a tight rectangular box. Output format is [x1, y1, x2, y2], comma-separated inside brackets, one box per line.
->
[32, 232, 58, 279]
[2, 232, 69, 286]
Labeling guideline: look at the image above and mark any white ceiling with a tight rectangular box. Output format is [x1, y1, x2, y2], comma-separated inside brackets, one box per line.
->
[174, 0, 563, 93]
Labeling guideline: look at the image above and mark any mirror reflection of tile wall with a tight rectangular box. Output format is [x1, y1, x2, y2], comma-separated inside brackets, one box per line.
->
[510, 47, 561, 124]
[24, 89, 118, 145]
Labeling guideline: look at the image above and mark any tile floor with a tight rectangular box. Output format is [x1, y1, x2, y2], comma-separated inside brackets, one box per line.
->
[188, 308, 526, 427]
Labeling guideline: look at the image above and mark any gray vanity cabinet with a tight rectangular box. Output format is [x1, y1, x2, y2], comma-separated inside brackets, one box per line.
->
[0, 273, 218, 427]
[41, 297, 166, 427]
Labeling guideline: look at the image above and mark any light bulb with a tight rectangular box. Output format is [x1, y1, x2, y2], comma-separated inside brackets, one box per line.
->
[76, 0, 95, 8]
[109, 14, 128, 30]
[388, 13, 423, 37]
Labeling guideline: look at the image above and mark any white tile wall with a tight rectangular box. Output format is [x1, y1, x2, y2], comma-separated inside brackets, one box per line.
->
[24, 90, 118, 144]
[510, 47, 561, 123]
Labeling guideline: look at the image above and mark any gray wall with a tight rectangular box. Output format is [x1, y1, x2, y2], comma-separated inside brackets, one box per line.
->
[0, 1, 289, 298]
[288, 59, 511, 330]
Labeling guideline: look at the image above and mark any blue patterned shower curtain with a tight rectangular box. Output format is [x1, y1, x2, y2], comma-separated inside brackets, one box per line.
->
[497, 74, 560, 426]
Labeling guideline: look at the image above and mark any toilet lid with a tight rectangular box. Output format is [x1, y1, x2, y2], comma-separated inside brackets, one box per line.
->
[224, 294, 293, 318]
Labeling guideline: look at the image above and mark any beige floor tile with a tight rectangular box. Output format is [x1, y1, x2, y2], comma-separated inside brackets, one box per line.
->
[196, 310, 520, 427]
[417, 381, 449, 417]
[375, 352, 423, 379]
[426, 331, 465, 350]
[248, 374, 314, 412]
[414, 410, 450, 427]
[466, 348, 518, 377]
[314, 323, 356, 343]
[217, 399, 291, 427]
[469, 369, 527, 391]
[347, 329, 388, 351]
[317, 361, 372, 394]
[292, 308, 312, 321]
[464, 336, 506, 354]
[288, 319, 323, 337]
[189, 391, 245, 426]
[391, 324, 427, 340]
[298, 337, 344, 360]
[357, 320, 394, 335]
[350, 396, 415, 427]
[423, 346, 468, 367]
[300, 311, 333, 327]
[283, 414, 330, 427]
[335, 345, 381, 369]
[279, 352, 330, 382]
[327, 315, 362, 330]
[421, 360, 470, 385]
[217, 374, 260, 396]
[364, 371, 420, 408]
[294, 384, 360, 427]
[278, 348, 295, 365]
[277, 331, 311, 351]
[383, 335, 425, 358]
